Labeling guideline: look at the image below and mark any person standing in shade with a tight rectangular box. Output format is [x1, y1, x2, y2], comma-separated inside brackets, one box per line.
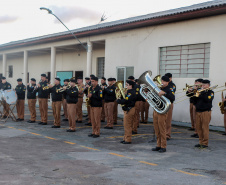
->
[164, 73, 176, 140]
[49, 77, 63, 128]
[15, 78, 26, 121]
[88, 76, 103, 138]
[140, 87, 150, 124]
[76, 77, 85, 123]
[0, 77, 11, 118]
[62, 79, 69, 121]
[27, 78, 38, 123]
[37, 74, 49, 125]
[112, 78, 118, 125]
[104, 78, 116, 129]
[194, 80, 214, 148]
[65, 79, 78, 132]
[100, 77, 107, 122]
[117, 80, 136, 144]
[84, 77, 92, 126]
[152, 76, 175, 153]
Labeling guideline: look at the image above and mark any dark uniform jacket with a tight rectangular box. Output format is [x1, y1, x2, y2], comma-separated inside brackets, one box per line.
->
[186, 87, 201, 104]
[224, 95, 226, 107]
[0, 82, 11, 90]
[38, 81, 49, 99]
[15, 84, 26, 100]
[161, 85, 175, 103]
[66, 86, 78, 104]
[117, 89, 136, 111]
[134, 84, 143, 101]
[90, 85, 103, 107]
[195, 90, 214, 112]
[27, 84, 37, 99]
[169, 81, 176, 93]
[49, 84, 63, 102]
[104, 85, 116, 103]
[63, 84, 69, 99]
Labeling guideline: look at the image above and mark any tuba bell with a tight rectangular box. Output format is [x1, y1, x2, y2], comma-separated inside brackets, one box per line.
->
[138, 70, 171, 114]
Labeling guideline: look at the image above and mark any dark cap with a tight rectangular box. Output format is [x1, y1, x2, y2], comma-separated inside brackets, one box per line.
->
[41, 74, 46, 77]
[17, 78, 22, 82]
[64, 79, 69, 82]
[165, 73, 172, 78]
[2, 77, 6, 80]
[195, 78, 203, 83]
[126, 80, 135, 87]
[108, 78, 114, 81]
[90, 74, 95, 78]
[135, 79, 138, 83]
[85, 77, 90, 80]
[70, 79, 76, 83]
[128, 76, 135, 80]
[101, 77, 106, 81]
[161, 76, 170, 82]
[31, 78, 36, 82]
[55, 77, 61, 81]
[202, 79, 210, 84]
[112, 78, 116, 81]
[91, 77, 98, 81]
[77, 76, 83, 80]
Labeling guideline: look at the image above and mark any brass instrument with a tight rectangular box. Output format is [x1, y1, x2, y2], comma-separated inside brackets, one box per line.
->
[182, 83, 202, 92]
[56, 84, 71, 93]
[218, 91, 226, 114]
[138, 71, 171, 114]
[153, 75, 162, 87]
[86, 86, 91, 107]
[42, 84, 54, 90]
[115, 81, 126, 99]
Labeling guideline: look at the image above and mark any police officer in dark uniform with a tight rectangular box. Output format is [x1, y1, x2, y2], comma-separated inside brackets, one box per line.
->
[62, 79, 69, 120]
[15, 78, 26, 121]
[84, 77, 92, 126]
[103, 78, 116, 129]
[88, 76, 103, 138]
[49, 77, 63, 128]
[112, 78, 118, 125]
[0, 77, 11, 118]
[152, 76, 175, 153]
[117, 80, 136, 144]
[27, 78, 38, 123]
[65, 79, 78, 132]
[100, 77, 107, 122]
[223, 95, 226, 135]
[37, 74, 49, 125]
[194, 80, 214, 148]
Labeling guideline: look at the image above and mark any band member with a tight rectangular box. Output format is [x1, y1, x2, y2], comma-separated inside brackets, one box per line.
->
[0, 77, 11, 118]
[128, 76, 142, 135]
[152, 76, 175, 153]
[49, 77, 63, 128]
[104, 78, 116, 129]
[140, 88, 150, 124]
[88, 76, 103, 138]
[15, 78, 26, 121]
[62, 79, 69, 121]
[27, 78, 38, 123]
[37, 74, 49, 125]
[186, 79, 203, 138]
[223, 95, 226, 135]
[84, 77, 92, 126]
[117, 80, 136, 144]
[164, 73, 176, 140]
[65, 79, 78, 132]
[76, 77, 85, 123]
[112, 78, 118, 125]
[194, 80, 214, 148]
[100, 77, 107, 122]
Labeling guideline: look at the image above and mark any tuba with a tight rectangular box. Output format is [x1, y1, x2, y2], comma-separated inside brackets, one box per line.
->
[138, 70, 171, 114]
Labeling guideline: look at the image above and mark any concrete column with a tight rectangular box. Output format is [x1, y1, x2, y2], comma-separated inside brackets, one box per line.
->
[2, 53, 7, 77]
[50, 46, 56, 84]
[23, 50, 28, 85]
[86, 41, 92, 76]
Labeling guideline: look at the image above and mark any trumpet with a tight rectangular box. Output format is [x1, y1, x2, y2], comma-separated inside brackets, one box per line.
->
[42, 84, 54, 90]
[56, 84, 71, 93]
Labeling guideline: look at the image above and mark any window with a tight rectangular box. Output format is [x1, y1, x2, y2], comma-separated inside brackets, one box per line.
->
[159, 43, 210, 78]
[116, 66, 134, 87]
[97, 57, 105, 78]
[8, 65, 13, 78]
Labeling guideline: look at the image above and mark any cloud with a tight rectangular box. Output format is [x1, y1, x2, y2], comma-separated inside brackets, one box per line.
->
[0, 15, 18, 24]
[50, 6, 101, 24]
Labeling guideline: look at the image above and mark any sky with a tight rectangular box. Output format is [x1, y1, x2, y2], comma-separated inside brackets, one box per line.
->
[0, 0, 210, 45]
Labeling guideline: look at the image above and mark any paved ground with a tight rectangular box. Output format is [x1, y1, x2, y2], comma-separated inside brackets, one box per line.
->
[0, 105, 226, 185]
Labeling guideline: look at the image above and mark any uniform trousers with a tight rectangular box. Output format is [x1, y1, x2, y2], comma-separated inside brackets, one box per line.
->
[67, 103, 77, 130]
[105, 102, 114, 127]
[141, 101, 150, 122]
[28, 99, 37, 121]
[76, 98, 83, 121]
[38, 98, 48, 123]
[62, 98, 68, 119]
[113, 101, 118, 123]
[132, 101, 142, 132]
[196, 111, 211, 146]
[166, 103, 174, 139]
[16, 99, 25, 119]
[123, 107, 136, 142]
[90, 107, 102, 135]
[153, 110, 168, 149]
[52, 101, 62, 126]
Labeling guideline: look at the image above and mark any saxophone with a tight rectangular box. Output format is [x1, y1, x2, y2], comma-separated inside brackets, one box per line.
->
[86, 86, 91, 107]
[218, 91, 225, 114]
